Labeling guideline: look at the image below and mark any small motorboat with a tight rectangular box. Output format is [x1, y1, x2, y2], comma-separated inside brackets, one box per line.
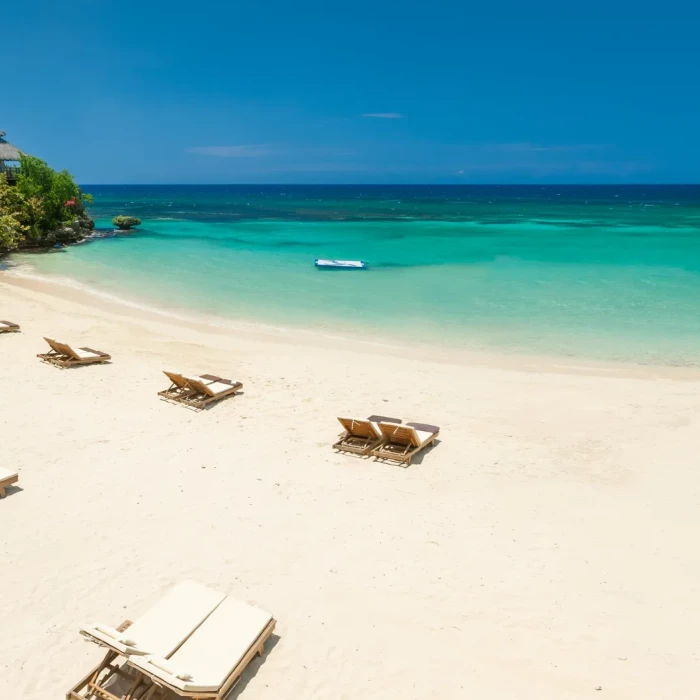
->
[314, 259, 367, 270]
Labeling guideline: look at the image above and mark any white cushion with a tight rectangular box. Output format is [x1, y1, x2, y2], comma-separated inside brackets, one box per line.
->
[378, 423, 435, 447]
[146, 656, 193, 680]
[91, 624, 121, 640]
[73, 348, 100, 359]
[204, 381, 236, 395]
[183, 376, 236, 396]
[80, 580, 226, 657]
[414, 429, 435, 447]
[130, 597, 272, 692]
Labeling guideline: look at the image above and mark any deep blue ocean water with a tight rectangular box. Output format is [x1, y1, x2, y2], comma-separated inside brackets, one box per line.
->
[8, 185, 700, 364]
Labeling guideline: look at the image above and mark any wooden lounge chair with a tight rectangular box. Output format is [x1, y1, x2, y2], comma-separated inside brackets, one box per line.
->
[333, 414, 401, 456]
[371, 421, 440, 466]
[0, 468, 18, 497]
[128, 597, 276, 700]
[0, 320, 20, 333]
[158, 371, 199, 403]
[160, 372, 242, 409]
[38, 337, 111, 368]
[38, 337, 70, 363]
[69, 581, 226, 700]
[68, 619, 144, 700]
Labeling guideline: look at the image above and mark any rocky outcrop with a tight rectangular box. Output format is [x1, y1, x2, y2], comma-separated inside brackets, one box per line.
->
[9, 213, 95, 252]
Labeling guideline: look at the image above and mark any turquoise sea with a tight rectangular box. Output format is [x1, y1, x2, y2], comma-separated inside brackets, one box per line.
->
[6, 185, 700, 365]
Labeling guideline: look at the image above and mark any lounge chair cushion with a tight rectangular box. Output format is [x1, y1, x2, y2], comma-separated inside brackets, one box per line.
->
[91, 624, 120, 639]
[204, 380, 238, 395]
[0, 467, 18, 481]
[147, 656, 193, 680]
[378, 422, 438, 448]
[80, 580, 226, 657]
[91, 624, 137, 647]
[406, 422, 440, 435]
[184, 376, 238, 396]
[73, 348, 102, 359]
[412, 429, 437, 447]
[131, 597, 272, 693]
[367, 415, 401, 425]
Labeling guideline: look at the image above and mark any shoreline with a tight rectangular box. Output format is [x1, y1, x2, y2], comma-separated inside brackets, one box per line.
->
[2, 266, 699, 381]
[2, 263, 700, 699]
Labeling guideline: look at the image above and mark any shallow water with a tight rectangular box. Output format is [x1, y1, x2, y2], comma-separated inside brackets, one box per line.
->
[8, 185, 700, 365]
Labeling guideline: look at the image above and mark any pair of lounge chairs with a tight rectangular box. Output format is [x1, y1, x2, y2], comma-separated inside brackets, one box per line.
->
[334, 415, 440, 466]
[0, 468, 18, 498]
[159, 372, 243, 410]
[0, 320, 20, 333]
[38, 337, 111, 368]
[71, 580, 276, 700]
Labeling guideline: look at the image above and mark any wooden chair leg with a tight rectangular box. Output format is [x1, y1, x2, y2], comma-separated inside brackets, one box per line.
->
[123, 673, 144, 700]
[140, 684, 162, 700]
[67, 649, 116, 700]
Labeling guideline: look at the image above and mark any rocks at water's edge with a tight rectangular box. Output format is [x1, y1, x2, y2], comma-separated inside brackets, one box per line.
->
[2, 213, 95, 254]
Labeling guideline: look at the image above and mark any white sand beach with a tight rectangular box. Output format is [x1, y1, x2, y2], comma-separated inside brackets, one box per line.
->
[1, 272, 700, 699]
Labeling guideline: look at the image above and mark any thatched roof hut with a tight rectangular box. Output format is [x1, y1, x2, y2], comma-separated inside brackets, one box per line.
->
[0, 130, 23, 162]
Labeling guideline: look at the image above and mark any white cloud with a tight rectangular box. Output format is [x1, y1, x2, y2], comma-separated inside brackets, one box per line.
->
[186, 145, 280, 157]
[362, 113, 405, 119]
[485, 142, 607, 154]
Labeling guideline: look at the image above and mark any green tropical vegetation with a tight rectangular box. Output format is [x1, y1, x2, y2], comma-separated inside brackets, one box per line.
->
[0, 155, 93, 251]
[112, 215, 141, 230]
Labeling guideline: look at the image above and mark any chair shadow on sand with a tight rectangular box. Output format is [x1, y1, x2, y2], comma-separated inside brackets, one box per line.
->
[337, 438, 441, 467]
[0, 484, 23, 499]
[201, 390, 245, 412]
[401, 438, 441, 467]
[225, 633, 281, 699]
[163, 390, 246, 413]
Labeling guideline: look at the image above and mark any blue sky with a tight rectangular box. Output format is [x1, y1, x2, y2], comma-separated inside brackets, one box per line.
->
[3, 1, 698, 184]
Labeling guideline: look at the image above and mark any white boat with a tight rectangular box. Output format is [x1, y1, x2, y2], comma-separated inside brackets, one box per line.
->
[314, 259, 367, 270]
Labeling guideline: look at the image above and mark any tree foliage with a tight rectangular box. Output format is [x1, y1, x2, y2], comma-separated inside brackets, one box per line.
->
[0, 212, 27, 249]
[15, 155, 87, 235]
[0, 175, 27, 248]
[0, 156, 93, 250]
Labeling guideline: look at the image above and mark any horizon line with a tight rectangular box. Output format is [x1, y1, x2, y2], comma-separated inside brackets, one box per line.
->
[77, 182, 700, 187]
